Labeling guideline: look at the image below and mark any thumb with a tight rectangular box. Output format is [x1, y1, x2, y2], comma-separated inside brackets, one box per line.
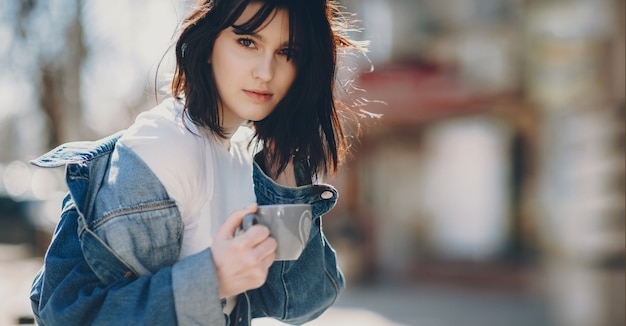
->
[215, 203, 258, 240]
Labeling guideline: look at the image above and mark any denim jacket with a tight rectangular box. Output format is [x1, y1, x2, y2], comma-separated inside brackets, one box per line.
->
[29, 131, 345, 325]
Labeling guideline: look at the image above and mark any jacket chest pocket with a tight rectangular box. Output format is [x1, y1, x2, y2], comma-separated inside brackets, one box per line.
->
[79, 203, 183, 284]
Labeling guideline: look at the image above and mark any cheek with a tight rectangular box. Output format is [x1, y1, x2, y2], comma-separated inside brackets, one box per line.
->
[212, 54, 240, 89]
[211, 64, 235, 100]
[211, 40, 241, 75]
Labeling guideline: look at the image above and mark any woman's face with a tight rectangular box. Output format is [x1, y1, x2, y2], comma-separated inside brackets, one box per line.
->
[211, 3, 297, 133]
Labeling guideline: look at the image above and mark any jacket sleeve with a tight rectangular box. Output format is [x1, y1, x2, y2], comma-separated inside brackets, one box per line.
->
[30, 195, 226, 326]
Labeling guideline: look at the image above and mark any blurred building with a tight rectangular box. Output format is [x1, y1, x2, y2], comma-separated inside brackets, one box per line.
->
[329, 0, 531, 282]
[323, 1, 625, 326]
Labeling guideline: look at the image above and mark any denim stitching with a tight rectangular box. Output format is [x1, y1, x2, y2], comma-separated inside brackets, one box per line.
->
[90, 201, 178, 229]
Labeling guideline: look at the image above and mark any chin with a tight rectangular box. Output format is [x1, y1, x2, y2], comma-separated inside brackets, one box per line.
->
[245, 111, 274, 122]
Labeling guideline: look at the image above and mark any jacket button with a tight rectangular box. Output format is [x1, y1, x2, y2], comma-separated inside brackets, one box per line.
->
[321, 191, 333, 199]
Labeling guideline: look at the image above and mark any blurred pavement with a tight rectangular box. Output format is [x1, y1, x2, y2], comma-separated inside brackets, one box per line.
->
[0, 244, 551, 326]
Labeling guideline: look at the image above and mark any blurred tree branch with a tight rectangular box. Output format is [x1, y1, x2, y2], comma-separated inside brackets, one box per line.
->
[15, 0, 86, 149]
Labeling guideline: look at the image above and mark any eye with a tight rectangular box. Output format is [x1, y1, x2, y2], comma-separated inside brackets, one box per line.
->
[278, 48, 297, 60]
[238, 37, 256, 49]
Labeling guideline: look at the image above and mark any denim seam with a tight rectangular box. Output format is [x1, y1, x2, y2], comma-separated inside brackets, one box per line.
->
[81, 221, 140, 277]
[280, 262, 289, 321]
[60, 202, 77, 216]
[67, 175, 89, 181]
[90, 201, 178, 229]
[323, 267, 341, 305]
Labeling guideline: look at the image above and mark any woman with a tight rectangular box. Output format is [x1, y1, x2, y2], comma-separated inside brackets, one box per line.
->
[29, 0, 364, 325]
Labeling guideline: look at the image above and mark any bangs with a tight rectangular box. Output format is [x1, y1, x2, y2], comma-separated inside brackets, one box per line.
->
[230, 1, 300, 61]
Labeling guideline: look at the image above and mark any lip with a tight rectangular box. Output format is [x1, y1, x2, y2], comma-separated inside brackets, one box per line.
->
[243, 89, 273, 102]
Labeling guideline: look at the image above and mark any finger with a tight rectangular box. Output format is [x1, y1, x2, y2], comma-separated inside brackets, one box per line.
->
[252, 236, 277, 258]
[260, 250, 276, 268]
[234, 224, 271, 248]
[215, 203, 258, 240]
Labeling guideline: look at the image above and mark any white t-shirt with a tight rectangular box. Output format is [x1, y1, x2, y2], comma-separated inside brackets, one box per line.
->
[118, 98, 256, 313]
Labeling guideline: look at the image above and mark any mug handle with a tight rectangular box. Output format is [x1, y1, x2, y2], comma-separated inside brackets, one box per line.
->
[235, 214, 259, 236]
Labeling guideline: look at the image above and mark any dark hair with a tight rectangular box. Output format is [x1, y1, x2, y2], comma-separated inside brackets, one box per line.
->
[171, 0, 363, 177]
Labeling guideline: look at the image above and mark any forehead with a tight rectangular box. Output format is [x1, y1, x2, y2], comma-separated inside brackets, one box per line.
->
[233, 2, 290, 34]
[235, 2, 265, 24]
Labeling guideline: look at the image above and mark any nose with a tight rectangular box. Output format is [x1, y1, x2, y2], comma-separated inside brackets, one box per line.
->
[252, 54, 274, 82]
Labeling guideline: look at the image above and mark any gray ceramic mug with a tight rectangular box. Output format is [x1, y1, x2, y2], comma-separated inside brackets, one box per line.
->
[239, 204, 313, 261]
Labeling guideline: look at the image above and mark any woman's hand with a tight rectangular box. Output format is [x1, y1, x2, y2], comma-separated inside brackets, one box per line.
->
[211, 204, 277, 299]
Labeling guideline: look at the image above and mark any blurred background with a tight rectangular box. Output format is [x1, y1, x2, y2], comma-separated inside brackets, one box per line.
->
[0, 0, 624, 325]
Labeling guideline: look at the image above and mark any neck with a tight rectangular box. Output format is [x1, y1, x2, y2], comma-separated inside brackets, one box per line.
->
[219, 108, 245, 151]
